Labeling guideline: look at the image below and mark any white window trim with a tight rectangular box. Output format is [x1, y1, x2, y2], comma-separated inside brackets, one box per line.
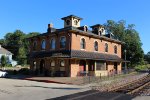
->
[50, 38, 56, 50]
[80, 37, 86, 50]
[104, 42, 108, 53]
[60, 36, 66, 49]
[114, 45, 117, 54]
[41, 39, 46, 51]
[94, 40, 99, 52]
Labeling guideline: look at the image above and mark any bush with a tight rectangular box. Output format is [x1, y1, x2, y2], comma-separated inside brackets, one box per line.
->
[135, 65, 148, 71]
[6, 64, 12, 67]
[18, 68, 30, 75]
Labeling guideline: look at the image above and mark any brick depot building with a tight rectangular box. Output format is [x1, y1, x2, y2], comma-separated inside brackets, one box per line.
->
[28, 15, 124, 77]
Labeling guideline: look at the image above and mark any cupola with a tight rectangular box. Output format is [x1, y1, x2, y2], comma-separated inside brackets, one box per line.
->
[61, 15, 83, 28]
[90, 24, 106, 36]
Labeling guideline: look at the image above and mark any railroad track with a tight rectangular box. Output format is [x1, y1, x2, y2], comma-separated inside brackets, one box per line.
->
[108, 74, 150, 96]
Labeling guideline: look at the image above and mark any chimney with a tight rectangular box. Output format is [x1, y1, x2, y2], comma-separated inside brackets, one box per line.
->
[47, 23, 53, 33]
[48, 23, 53, 28]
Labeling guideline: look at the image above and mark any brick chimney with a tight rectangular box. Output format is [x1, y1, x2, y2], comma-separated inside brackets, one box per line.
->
[47, 23, 53, 33]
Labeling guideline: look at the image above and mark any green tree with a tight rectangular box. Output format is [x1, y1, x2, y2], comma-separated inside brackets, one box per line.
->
[104, 20, 144, 67]
[1, 55, 7, 67]
[1, 31, 40, 65]
[145, 52, 150, 64]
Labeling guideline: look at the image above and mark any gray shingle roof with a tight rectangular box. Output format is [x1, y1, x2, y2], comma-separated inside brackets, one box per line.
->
[30, 50, 123, 62]
[0, 46, 12, 55]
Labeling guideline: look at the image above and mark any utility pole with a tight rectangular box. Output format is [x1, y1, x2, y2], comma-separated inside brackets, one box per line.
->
[124, 49, 127, 74]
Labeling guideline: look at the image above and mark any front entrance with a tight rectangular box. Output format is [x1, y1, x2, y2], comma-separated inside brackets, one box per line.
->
[40, 59, 45, 74]
[79, 60, 86, 71]
[114, 62, 118, 74]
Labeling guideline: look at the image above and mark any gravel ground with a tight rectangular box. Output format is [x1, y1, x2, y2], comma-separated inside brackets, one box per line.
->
[91, 73, 149, 92]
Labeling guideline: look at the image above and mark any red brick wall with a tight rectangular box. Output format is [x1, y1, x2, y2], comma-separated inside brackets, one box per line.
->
[30, 32, 71, 52]
[71, 33, 121, 57]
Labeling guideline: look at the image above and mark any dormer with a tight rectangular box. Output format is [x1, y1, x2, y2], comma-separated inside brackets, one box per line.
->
[61, 15, 83, 28]
[90, 24, 106, 36]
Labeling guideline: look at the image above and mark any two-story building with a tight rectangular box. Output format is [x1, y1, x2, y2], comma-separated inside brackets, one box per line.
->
[28, 15, 123, 77]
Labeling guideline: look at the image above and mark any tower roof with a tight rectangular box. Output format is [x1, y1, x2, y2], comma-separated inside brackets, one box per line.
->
[90, 24, 104, 28]
[61, 15, 83, 20]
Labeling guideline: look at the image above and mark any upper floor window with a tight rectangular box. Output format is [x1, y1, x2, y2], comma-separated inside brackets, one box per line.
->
[41, 39, 46, 50]
[80, 38, 86, 49]
[114, 45, 117, 54]
[94, 41, 98, 51]
[105, 43, 108, 52]
[60, 36, 66, 48]
[33, 41, 37, 51]
[50, 38, 55, 49]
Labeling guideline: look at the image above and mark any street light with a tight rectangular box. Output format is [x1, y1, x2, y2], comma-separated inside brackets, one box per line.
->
[124, 49, 127, 74]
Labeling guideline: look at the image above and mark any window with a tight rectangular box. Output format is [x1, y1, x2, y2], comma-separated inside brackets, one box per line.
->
[66, 20, 70, 25]
[80, 38, 86, 49]
[74, 20, 78, 25]
[41, 40, 46, 50]
[60, 60, 65, 67]
[33, 41, 37, 51]
[105, 43, 108, 52]
[114, 45, 117, 54]
[50, 60, 55, 67]
[94, 41, 98, 51]
[60, 36, 66, 48]
[50, 38, 55, 49]
[96, 61, 105, 70]
[33, 61, 36, 70]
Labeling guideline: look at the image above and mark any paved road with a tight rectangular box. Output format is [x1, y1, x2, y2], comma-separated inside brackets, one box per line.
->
[0, 78, 149, 100]
[49, 90, 132, 100]
[0, 78, 89, 100]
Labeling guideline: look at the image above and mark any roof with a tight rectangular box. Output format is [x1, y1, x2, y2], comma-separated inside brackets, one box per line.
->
[61, 15, 83, 20]
[90, 24, 104, 28]
[71, 50, 123, 62]
[28, 26, 123, 44]
[30, 50, 123, 62]
[0, 46, 13, 55]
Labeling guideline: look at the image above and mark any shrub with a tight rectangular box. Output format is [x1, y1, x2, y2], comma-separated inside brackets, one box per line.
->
[135, 65, 148, 71]
[18, 68, 30, 75]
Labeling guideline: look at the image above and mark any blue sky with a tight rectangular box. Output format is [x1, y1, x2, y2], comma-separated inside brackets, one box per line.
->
[0, 0, 150, 53]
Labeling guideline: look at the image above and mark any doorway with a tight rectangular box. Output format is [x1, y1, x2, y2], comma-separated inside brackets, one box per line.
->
[40, 59, 45, 74]
[79, 60, 86, 71]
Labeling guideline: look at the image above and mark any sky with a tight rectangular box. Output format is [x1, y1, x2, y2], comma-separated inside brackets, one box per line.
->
[0, 0, 150, 54]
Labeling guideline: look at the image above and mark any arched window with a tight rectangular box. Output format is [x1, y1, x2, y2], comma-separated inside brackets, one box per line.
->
[50, 38, 55, 49]
[33, 61, 36, 71]
[66, 20, 70, 25]
[41, 39, 46, 50]
[33, 41, 37, 51]
[80, 38, 86, 49]
[114, 45, 117, 54]
[60, 60, 65, 67]
[50, 60, 55, 67]
[74, 20, 78, 25]
[105, 43, 108, 52]
[94, 41, 98, 51]
[60, 36, 66, 48]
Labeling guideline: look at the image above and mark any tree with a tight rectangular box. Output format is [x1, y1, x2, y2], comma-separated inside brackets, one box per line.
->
[145, 51, 150, 64]
[1, 55, 7, 67]
[0, 30, 40, 65]
[104, 20, 144, 67]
